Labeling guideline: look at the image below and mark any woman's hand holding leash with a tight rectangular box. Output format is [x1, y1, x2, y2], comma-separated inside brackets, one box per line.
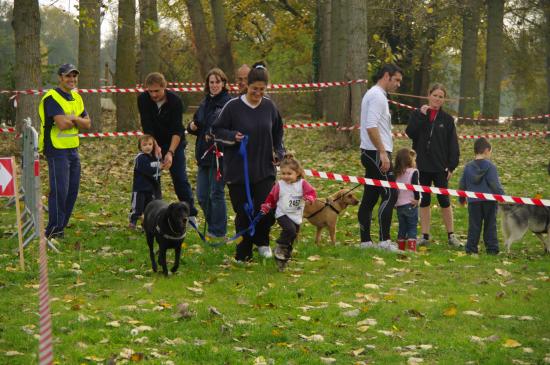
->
[420, 105, 430, 115]
[235, 132, 245, 142]
[162, 152, 173, 170]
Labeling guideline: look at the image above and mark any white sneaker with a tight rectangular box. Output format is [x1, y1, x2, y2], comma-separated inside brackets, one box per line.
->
[378, 240, 400, 252]
[258, 246, 273, 258]
[417, 237, 430, 247]
[187, 216, 197, 228]
[448, 234, 463, 248]
[359, 241, 375, 249]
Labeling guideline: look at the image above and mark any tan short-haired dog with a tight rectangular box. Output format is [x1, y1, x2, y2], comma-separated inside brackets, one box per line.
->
[303, 188, 359, 245]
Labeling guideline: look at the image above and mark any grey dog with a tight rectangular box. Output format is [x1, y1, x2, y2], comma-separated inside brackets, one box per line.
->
[143, 200, 190, 275]
[500, 204, 550, 253]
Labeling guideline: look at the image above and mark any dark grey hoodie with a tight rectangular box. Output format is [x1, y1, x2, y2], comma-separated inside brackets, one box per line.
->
[458, 158, 504, 203]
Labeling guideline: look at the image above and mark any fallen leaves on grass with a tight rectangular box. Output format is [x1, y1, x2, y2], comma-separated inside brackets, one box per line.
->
[337, 301, 354, 308]
[357, 318, 377, 327]
[174, 302, 194, 319]
[503, 339, 522, 348]
[299, 334, 324, 342]
[443, 306, 457, 317]
[307, 255, 321, 261]
[130, 325, 153, 336]
[363, 283, 380, 289]
[495, 268, 511, 277]
[343, 309, 361, 317]
[186, 286, 204, 294]
[463, 310, 483, 317]
[5, 351, 24, 356]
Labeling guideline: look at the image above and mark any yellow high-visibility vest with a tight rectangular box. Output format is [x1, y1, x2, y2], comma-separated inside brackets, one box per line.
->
[38, 89, 85, 152]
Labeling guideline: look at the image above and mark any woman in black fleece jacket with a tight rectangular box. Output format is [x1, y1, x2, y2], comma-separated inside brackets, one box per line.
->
[406, 84, 461, 248]
[212, 62, 285, 262]
[187, 68, 232, 240]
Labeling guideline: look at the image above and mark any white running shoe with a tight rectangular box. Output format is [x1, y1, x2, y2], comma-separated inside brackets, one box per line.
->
[258, 246, 273, 258]
[359, 241, 375, 249]
[378, 240, 400, 252]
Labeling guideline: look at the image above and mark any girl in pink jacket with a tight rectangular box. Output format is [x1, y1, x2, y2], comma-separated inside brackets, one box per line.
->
[261, 154, 317, 270]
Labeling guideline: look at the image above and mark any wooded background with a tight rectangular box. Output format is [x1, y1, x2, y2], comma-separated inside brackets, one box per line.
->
[1, 0, 549, 138]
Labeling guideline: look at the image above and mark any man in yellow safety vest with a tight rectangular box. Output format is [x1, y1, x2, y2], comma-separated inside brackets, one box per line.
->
[38, 64, 91, 239]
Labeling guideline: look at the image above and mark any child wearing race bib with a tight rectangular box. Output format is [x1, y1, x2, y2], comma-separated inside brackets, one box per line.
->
[261, 154, 317, 270]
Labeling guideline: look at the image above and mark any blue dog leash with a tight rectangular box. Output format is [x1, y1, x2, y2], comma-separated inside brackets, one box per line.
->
[239, 135, 255, 232]
[186, 134, 264, 247]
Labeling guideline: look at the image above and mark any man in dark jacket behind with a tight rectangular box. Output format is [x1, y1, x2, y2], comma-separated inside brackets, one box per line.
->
[138, 72, 198, 222]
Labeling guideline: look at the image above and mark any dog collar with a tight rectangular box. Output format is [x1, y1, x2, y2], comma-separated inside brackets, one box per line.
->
[156, 225, 186, 240]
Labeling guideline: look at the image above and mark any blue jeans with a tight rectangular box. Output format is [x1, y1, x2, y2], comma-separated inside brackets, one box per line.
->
[196, 165, 227, 237]
[396, 204, 418, 239]
[45, 148, 80, 236]
[466, 201, 499, 254]
[165, 144, 198, 217]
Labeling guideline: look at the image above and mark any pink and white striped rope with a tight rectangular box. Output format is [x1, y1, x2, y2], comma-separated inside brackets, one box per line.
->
[304, 168, 550, 207]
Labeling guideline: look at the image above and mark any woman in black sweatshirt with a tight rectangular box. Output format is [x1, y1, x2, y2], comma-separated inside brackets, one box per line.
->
[212, 62, 285, 262]
[405, 84, 461, 248]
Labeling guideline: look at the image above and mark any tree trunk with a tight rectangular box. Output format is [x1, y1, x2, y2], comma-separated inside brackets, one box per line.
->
[346, 0, 367, 128]
[482, 0, 504, 122]
[413, 23, 437, 108]
[326, 0, 349, 147]
[138, 0, 160, 83]
[115, 0, 138, 131]
[11, 0, 41, 130]
[458, 0, 481, 123]
[210, 0, 234, 80]
[313, 0, 331, 120]
[185, 0, 216, 78]
[78, 0, 102, 132]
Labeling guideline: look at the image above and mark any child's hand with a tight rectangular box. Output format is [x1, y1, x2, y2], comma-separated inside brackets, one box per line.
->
[410, 199, 419, 207]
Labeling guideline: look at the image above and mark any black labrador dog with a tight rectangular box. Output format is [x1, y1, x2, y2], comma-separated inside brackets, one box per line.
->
[143, 200, 189, 275]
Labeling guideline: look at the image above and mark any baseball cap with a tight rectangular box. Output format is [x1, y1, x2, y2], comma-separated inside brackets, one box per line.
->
[58, 64, 79, 76]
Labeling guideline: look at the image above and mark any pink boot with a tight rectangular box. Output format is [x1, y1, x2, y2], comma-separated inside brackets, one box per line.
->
[407, 239, 417, 252]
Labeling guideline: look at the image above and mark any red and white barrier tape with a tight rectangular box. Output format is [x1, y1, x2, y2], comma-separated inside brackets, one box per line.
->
[388, 100, 550, 122]
[304, 168, 550, 207]
[1, 79, 368, 95]
[3, 124, 548, 141]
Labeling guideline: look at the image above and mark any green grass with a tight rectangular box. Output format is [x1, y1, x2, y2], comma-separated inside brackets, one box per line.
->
[0, 123, 549, 364]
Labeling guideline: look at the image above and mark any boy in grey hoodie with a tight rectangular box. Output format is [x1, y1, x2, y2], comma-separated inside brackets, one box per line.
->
[459, 137, 505, 254]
